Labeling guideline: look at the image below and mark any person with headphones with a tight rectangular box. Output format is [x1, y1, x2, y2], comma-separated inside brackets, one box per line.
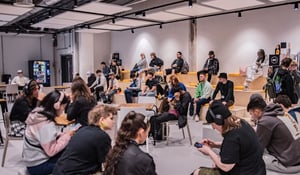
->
[192, 101, 266, 175]
[9, 79, 40, 137]
[23, 90, 75, 175]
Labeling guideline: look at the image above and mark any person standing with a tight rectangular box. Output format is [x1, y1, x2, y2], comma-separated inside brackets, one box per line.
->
[211, 72, 234, 107]
[199, 51, 219, 82]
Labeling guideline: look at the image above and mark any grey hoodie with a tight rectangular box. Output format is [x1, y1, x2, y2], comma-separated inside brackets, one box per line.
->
[258, 103, 300, 166]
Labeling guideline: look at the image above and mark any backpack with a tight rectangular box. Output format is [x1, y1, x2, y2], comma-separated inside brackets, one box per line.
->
[181, 60, 189, 74]
[264, 69, 280, 99]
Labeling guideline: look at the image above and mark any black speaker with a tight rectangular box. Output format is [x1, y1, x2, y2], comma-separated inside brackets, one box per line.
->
[269, 55, 280, 66]
[112, 53, 119, 60]
[1, 74, 11, 84]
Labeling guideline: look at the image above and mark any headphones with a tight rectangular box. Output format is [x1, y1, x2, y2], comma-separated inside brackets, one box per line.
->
[208, 108, 225, 125]
[23, 80, 39, 96]
[53, 91, 64, 110]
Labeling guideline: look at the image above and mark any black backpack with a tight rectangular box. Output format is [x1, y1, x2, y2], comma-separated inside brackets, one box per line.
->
[181, 60, 189, 74]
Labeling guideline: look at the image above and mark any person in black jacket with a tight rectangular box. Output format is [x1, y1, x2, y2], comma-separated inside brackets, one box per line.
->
[53, 105, 117, 175]
[148, 52, 164, 72]
[211, 72, 234, 107]
[9, 79, 40, 137]
[198, 50, 219, 82]
[104, 111, 157, 175]
[67, 77, 96, 126]
[165, 51, 184, 75]
[150, 86, 191, 140]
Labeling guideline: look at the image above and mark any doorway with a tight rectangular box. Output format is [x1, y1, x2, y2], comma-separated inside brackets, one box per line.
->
[61, 54, 73, 83]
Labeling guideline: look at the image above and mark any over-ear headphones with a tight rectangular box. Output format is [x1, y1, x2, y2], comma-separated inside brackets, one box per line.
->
[208, 108, 225, 125]
[53, 91, 64, 110]
[23, 80, 39, 96]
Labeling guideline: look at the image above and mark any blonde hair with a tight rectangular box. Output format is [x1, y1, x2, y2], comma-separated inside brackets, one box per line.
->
[88, 105, 117, 126]
[222, 115, 241, 135]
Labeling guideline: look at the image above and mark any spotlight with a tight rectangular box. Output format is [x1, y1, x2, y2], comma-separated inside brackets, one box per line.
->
[112, 18, 115, 24]
[294, 3, 298, 10]
[238, 11, 242, 17]
[189, 0, 193, 7]
[142, 11, 146, 17]
[192, 18, 195, 24]
[73, 0, 78, 8]
[131, 29, 134, 33]
[48, 11, 52, 18]
[159, 24, 162, 29]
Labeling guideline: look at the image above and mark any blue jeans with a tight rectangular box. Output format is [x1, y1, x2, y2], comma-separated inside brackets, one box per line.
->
[27, 151, 62, 175]
[189, 98, 210, 116]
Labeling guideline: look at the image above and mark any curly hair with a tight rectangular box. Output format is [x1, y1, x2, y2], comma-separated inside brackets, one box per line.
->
[103, 111, 150, 175]
[71, 77, 94, 103]
[88, 104, 117, 126]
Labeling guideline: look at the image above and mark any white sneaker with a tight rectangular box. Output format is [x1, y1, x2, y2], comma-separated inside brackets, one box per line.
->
[194, 115, 200, 122]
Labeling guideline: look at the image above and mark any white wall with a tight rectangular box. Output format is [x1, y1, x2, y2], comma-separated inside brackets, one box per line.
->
[111, 21, 189, 70]
[198, 5, 300, 73]
[94, 32, 111, 70]
[0, 34, 54, 84]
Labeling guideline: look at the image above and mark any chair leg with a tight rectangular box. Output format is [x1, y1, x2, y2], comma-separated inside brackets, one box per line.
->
[182, 128, 185, 139]
[1, 137, 9, 167]
[186, 123, 192, 146]
[166, 123, 169, 146]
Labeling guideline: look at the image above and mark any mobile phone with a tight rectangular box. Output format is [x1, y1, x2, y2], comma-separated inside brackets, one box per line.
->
[70, 123, 82, 131]
[194, 142, 203, 148]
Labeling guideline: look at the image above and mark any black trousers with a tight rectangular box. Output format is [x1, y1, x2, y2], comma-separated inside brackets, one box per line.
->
[150, 112, 177, 140]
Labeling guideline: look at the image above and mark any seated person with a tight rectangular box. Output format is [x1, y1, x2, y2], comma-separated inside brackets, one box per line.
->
[189, 70, 213, 122]
[67, 77, 96, 126]
[148, 52, 164, 72]
[89, 70, 107, 101]
[9, 80, 39, 137]
[125, 73, 141, 103]
[86, 71, 96, 87]
[150, 86, 191, 140]
[53, 105, 117, 175]
[138, 71, 157, 97]
[167, 75, 186, 101]
[11, 69, 29, 90]
[211, 72, 234, 107]
[104, 111, 157, 175]
[23, 91, 74, 175]
[100, 72, 119, 104]
[101, 61, 110, 87]
[110, 59, 121, 80]
[247, 96, 300, 174]
[198, 51, 219, 82]
[164, 51, 184, 76]
[192, 101, 266, 175]
[131, 53, 148, 74]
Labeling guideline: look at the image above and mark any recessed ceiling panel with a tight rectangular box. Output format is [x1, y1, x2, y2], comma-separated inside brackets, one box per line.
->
[113, 19, 155, 27]
[76, 29, 109, 33]
[167, 4, 221, 16]
[55, 11, 103, 21]
[0, 14, 19, 21]
[32, 22, 69, 29]
[0, 22, 7, 26]
[268, 0, 288, 2]
[0, 4, 32, 15]
[140, 11, 187, 22]
[42, 18, 82, 25]
[93, 24, 130, 30]
[75, 2, 132, 15]
[202, 0, 264, 10]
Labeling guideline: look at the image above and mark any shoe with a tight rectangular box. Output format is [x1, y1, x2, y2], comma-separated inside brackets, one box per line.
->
[194, 115, 200, 122]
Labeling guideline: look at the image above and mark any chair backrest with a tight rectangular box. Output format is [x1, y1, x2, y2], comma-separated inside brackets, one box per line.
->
[6, 84, 19, 94]
[3, 112, 10, 135]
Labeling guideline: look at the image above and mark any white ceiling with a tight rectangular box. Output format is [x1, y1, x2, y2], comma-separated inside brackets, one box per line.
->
[54, 11, 103, 22]
[167, 4, 221, 17]
[0, 4, 33, 15]
[0, 22, 7, 26]
[112, 19, 155, 27]
[93, 24, 130, 30]
[0, 14, 19, 22]
[139, 11, 187, 22]
[75, 1, 132, 15]
[76, 28, 109, 33]
[202, 0, 265, 10]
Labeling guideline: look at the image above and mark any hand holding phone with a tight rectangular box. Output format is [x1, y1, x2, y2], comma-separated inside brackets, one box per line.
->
[194, 142, 203, 148]
[70, 123, 82, 131]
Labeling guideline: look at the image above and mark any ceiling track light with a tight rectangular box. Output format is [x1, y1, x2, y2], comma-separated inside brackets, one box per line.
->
[48, 11, 52, 18]
[188, 0, 193, 7]
[142, 11, 146, 17]
[131, 29, 134, 33]
[112, 18, 115, 24]
[238, 11, 242, 17]
[159, 24, 162, 29]
[191, 18, 195, 24]
[294, 3, 298, 10]
[73, 0, 78, 8]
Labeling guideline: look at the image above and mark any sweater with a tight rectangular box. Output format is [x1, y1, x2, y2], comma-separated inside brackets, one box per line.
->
[195, 81, 213, 99]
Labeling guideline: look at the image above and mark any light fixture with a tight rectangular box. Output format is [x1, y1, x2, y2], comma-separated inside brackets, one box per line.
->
[191, 18, 195, 24]
[159, 24, 162, 29]
[142, 11, 146, 17]
[294, 3, 298, 10]
[189, 0, 193, 8]
[73, 0, 78, 8]
[238, 11, 242, 17]
[112, 18, 115, 24]
[131, 29, 134, 33]
[48, 11, 52, 18]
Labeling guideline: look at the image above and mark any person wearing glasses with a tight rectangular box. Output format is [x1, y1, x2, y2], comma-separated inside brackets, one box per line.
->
[54, 105, 117, 175]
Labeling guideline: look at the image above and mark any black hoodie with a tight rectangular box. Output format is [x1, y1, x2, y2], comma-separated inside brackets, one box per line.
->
[276, 68, 296, 103]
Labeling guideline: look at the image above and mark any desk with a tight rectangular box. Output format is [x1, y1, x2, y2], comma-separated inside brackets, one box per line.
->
[52, 86, 70, 91]
[118, 103, 155, 111]
[55, 113, 74, 126]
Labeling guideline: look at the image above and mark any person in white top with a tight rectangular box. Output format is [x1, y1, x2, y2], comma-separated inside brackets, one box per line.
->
[100, 72, 119, 104]
[11, 69, 29, 89]
[89, 70, 107, 101]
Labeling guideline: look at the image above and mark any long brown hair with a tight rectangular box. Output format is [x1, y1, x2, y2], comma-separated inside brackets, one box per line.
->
[71, 77, 94, 103]
[169, 75, 180, 87]
[103, 111, 150, 175]
[222, 115, 241, 136]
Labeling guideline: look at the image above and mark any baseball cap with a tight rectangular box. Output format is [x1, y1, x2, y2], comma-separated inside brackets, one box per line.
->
[206, 101, 232, 125]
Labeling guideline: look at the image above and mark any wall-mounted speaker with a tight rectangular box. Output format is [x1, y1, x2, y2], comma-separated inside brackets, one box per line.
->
[269, 55, 280, 66]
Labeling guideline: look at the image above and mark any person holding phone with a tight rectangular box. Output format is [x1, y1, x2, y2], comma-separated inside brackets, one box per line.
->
[53, 105, 118, 175]
[192, 101, 266, 175]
